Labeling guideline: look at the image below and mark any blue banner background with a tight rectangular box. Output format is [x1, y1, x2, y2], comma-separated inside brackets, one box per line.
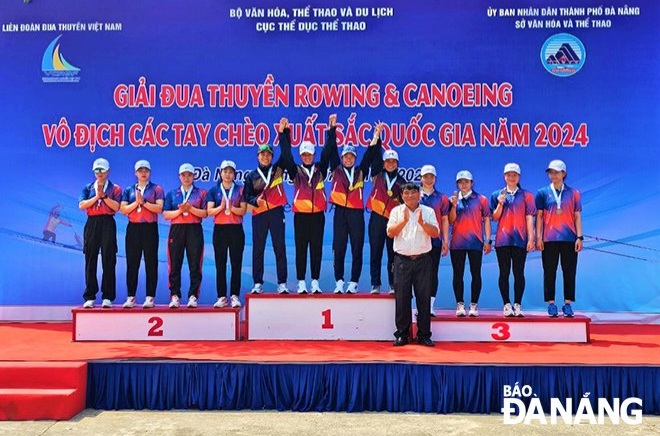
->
[0, 1, 657, 315]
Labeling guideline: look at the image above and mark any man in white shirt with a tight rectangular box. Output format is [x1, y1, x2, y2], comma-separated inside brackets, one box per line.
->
[387, 182, 440, 347]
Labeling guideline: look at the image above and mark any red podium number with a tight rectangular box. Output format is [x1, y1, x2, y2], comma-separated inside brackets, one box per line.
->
[490, 322, 511, 341]
[147, 316, 164, 337]
[321, 309, 334, 329]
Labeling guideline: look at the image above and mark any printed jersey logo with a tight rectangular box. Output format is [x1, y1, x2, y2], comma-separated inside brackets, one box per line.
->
[541, 33, 586, 77]
[42, 35, 80, 83]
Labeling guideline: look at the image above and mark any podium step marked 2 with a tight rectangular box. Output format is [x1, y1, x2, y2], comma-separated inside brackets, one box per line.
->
[72, 308, 240, 341]
[430, 311, 591, 343]
[246, 294, 396, 341]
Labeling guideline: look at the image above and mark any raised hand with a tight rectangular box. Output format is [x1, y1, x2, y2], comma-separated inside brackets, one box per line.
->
[278, 117, 289, 132]
[373, 120, 383, 137]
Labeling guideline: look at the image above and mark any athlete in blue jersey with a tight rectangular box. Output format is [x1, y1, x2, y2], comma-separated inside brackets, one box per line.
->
[490, 163, 536, 317]
[535, 160, 583, 318]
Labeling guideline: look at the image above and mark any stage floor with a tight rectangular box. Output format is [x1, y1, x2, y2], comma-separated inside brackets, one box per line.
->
[1, 322, 658, 365]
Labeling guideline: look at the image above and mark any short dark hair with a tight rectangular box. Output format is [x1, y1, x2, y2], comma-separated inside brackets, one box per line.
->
[400, 182, 420, 192]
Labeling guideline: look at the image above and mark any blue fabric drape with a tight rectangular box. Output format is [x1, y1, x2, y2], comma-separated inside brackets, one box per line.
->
[87, 363, 659, 414]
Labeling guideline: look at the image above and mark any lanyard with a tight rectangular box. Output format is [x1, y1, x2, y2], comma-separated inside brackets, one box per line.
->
[385, 173, 396, 196]
[506, 186, 518, 203]
[457, 190, 472, 210]
[221, 182, 235, 215]
[301, 165, 315, 187]
[181, 186, 192, 216]
[550, 183, 564, 211]
[343, 166, 355, 190]
[257, 166, 273, 188]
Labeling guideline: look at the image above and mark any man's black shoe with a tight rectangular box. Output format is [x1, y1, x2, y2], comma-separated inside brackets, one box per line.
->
[393, 337, 409, 347]
[417, 337, 435, 347]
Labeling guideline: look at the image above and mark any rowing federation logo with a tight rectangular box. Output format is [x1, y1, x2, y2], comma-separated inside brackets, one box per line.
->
[42, 35, 80, 83]
[541, 33, 586, 77]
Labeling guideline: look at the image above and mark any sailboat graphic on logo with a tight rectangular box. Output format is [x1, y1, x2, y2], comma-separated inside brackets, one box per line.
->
[42, 35, 80, 83]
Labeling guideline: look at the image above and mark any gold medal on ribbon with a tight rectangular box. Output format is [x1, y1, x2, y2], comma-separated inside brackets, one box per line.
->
[387, 190, 393, 197]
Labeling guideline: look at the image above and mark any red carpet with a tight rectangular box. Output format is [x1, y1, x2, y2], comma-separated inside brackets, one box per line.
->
[0, 322, 658, 365]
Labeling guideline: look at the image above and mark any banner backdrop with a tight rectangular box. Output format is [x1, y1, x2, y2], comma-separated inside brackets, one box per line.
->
[0, 1, 658, 318]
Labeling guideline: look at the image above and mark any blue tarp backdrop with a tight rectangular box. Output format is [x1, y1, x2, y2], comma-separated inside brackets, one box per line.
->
[0, 1, 658, 316]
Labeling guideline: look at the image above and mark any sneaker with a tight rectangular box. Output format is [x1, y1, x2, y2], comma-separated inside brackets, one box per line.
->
[547, 302, 558, 317]
[503, 303, 514, 317]
[455, 302, 466, 317]
[277, 283, 289, 294]
[370, 285, 380, 295]
[297, 280, 308, 294]
[333, 279, 344, 294]
[187, 296, 198, 308]
[101, 299, 112, 308]
[83, 300, 95, 309]
[562, 303, 574, 318]
[430, 296, 436, 317]
[345, 281, 358, 294]
[388, 286, 395, 295]
[123, 296, 136, 309]
[169, 295, 180, 309]
[143, 296, 155, 308]
[513, 303, 524, 317]
[468, 303, 479, 317]
[230, 295, 242, 308]
[251, 283, 263, 294]
[310, 280, 322, 294]
[214, 297, 228, 308]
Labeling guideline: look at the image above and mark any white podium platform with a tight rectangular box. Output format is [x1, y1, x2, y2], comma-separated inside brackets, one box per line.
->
[246, 294, 395, 341]
[429, 311, 591, 343]
[72, 307, 240, 341]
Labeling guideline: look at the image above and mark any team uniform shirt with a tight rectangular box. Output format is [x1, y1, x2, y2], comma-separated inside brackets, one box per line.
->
[278, 128, 331, 214]
[387, 204, 439, 256]
[535, 184, 582, 242]
[449, 191, 491, 251]
[489, 188, 536, 248]
[421, 188, 451, 247]
[163, 185, 208, 224]
[79, 181, 122, 216]
[366, 171, 406, 219]
[291, 166, 327, 213]
[122, 182, 165, 223]
[330, 166, 368, 209]
[208, 182, 244, 225]
[243, 164, 288, 216]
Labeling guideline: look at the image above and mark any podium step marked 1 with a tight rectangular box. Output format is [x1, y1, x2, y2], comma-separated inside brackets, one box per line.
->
[246, 294, 396, 340]
[430, 311, 591, 343]
[72, 308, 240, 341]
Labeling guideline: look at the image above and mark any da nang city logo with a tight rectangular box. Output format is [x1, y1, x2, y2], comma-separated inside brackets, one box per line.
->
[42, 35, 80, 83]
[501, 382, 643, 425]
[541, 33, 586, 77]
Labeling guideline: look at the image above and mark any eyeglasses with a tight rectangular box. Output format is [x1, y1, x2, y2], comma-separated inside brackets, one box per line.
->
[94, 168, 107, 174]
